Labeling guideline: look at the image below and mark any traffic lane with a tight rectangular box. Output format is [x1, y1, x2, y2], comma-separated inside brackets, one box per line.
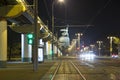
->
[77, 58, 120, 80]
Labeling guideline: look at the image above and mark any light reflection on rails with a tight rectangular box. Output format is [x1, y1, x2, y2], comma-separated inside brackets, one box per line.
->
[50, 61, 62, 80]
[50, 60, 87, 80]
[70, 61, 87, 80]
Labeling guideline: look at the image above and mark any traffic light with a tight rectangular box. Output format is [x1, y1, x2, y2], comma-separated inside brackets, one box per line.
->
[27, 33, 34, 44]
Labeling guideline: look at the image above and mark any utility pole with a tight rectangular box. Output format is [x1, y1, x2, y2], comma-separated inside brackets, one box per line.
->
[52, 0, 55, 60]
[51, 0, 64, 59]
[107, 36, 114, 56]
[75, 33, 83, 51]
[97, 41, 103, 56]
[33, 0, 38, 72]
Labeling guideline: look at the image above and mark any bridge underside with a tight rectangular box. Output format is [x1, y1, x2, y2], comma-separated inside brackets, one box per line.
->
[0, 0, 60, 67]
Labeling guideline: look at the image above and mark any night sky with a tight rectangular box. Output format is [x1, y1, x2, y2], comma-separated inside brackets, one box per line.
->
[8, 0, 120, 46]
[38, 0, 120, 45]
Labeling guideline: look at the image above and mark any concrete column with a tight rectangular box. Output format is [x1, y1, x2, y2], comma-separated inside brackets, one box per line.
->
[43, 42, 47, 59]
[0, 19, 7, 68]
[54, 45, 57, 57]
[21, 34, 32, 62]
[46, 42, 48, 59]
[47, 41, 52, 59]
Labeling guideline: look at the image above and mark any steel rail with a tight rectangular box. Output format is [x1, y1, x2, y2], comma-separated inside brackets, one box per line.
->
[70, 61, 87, 80]
[50, 60, 87, 80]
[50, 61, 62, 80]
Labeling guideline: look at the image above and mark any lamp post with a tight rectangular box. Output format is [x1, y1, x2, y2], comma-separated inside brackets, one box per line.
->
[75, 33, 83, 51]
[96, 41, 103, 56]
[51, 0, 64, 59]
[90, 44, 95, 51]
[52, 0, 64, 35]
[107, 36, 115, 56]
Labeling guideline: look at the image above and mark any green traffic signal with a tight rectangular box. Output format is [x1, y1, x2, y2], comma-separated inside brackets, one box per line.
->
[27, 34, 34, 44]
[27, 34, 33, 39]
[28, 39, 33, 44]
[50, 50, 53, 55]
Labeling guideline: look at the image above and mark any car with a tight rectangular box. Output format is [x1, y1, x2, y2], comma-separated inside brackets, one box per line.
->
[111, 54, 118, 58]
[79, 51, 96, 60]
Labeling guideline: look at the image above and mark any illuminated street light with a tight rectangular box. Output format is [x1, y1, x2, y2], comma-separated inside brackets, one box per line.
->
[107, 36, 115, 56]
[96, 41, 103, 56]
[90, 44, 95, 51]
[112, 37, 120, 57]
[58, 0, 64, 3]
[52, 0, 65, 34]
[52, 0, 64, 59]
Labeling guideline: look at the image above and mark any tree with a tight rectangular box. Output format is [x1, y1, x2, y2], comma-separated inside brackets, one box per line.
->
[113, 37, 120, 55]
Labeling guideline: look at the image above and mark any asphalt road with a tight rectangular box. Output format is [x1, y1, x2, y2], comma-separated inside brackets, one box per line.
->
[41, 56, 120, 80]
[76, 57, 120, 80]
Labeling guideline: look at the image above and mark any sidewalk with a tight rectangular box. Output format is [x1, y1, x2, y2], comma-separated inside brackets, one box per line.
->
[0, 60, 56, 80]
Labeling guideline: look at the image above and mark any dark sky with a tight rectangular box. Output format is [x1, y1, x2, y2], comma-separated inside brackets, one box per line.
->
[8, 0, 120, 46]
[38, 0, 120, 45]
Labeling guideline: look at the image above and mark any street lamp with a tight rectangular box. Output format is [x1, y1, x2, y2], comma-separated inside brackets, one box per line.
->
[51, 0, 64, 59]
[90, 44, 95, 51]
[107, 36, 115, 56]
[58, 0, 64, 2]
[52, 0, 64, 35]
[96, 41, 103, 56]
[75, 33, 83, 51]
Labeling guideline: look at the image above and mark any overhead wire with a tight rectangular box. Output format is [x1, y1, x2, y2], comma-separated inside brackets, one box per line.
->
[43, 0, 51, 21]
[82, 0, 112, 34]
[42, 0, 112, 36]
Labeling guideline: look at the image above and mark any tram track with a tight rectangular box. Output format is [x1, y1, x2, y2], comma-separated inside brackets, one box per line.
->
[50, 60, 87, 80]
[41, 58, 120, 80]
[50, 61, 62, 80]
[70, 61, 87, 80]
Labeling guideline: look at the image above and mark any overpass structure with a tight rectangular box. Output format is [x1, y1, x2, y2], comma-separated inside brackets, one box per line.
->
[0, 0, 62, 67]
